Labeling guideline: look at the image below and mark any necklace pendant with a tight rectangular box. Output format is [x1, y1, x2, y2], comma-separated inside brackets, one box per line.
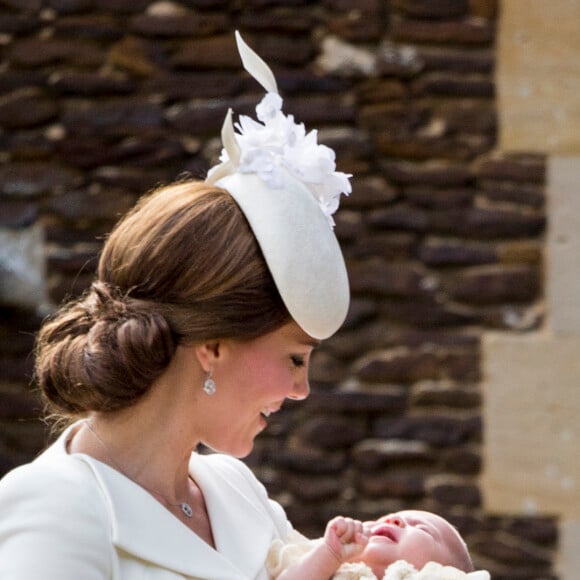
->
[180, 502, 193, 518]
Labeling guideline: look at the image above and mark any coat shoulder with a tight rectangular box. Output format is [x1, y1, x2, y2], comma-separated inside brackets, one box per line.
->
[0, 451, 114, 579]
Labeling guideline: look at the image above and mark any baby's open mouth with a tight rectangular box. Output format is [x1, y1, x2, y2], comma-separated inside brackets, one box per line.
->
[370, 525, 398, 542]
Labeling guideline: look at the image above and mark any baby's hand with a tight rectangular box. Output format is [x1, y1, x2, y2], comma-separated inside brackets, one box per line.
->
[324, 516, 369, 563]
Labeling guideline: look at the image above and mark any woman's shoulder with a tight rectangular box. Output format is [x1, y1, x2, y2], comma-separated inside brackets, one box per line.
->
[0, 432, 107, 525]
[0, 443, 114, 578]
[0, 438, 109, 523]
[2, 437, 95, 489]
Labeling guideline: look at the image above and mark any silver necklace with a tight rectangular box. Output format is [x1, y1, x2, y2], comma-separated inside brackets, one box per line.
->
[84, 421, 194, 518]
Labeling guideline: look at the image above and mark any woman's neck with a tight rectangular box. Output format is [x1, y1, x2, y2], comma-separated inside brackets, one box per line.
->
[70, 380, 201, 503]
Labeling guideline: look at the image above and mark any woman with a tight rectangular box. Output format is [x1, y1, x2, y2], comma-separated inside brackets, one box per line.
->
[0, 34, 351, 579]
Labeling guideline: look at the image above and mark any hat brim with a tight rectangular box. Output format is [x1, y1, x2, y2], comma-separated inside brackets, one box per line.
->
[217, 170, 349, 340]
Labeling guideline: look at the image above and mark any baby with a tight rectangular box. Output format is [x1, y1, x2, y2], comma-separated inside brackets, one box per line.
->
[267, 510, 490, 580]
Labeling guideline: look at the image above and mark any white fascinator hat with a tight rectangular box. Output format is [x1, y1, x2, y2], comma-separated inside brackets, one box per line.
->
[206, 32, 351, 340]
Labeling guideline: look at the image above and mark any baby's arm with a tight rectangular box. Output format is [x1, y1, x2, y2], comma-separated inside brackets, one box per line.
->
[275, 517, 368, 580]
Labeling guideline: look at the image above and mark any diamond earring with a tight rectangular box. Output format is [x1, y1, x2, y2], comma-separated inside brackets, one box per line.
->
[203, 370, 216, 395]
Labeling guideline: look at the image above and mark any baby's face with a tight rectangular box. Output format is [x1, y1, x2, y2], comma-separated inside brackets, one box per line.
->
[354, 510, 464, 577]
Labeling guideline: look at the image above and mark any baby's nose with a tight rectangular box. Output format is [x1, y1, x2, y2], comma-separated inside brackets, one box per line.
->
[385, 515, 405, 527]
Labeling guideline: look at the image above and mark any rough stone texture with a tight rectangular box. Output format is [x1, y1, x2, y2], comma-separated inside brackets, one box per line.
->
[498, 0, 580, 153]
[483, 333, 580, 517]
[0, 224, 47, 309]
[0, 1, 554, 578]
[546, 157, 580, 334]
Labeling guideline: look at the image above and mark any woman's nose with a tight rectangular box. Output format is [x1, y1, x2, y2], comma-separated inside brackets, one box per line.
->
[288, 377, 310, 401]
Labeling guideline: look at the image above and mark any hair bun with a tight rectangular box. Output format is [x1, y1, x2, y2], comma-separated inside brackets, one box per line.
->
[87, 280, 130, 321]
[37, 280, 178, 414]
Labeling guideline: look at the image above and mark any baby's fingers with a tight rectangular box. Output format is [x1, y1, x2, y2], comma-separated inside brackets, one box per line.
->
[342, 532, 368, 559]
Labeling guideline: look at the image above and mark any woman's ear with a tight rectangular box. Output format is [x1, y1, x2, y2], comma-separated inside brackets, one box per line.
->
[194, 341, 221, 372]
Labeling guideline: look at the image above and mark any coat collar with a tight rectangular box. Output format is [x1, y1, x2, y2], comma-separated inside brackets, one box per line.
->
[51, 425, 278, 579]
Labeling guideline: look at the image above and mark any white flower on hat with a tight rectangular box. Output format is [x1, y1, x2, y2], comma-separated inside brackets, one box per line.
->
[209, 32, 351, 228]
[205, 32, 351, 340]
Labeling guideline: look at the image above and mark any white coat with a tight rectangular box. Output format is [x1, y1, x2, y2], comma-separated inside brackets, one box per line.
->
[0, 425, 291, 579]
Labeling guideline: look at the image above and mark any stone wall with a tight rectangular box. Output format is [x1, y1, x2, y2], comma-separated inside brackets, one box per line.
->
[0, 1, 556, 578]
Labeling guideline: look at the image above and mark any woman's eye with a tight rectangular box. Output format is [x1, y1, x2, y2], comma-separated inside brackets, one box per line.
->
[290, 355, 305, 368]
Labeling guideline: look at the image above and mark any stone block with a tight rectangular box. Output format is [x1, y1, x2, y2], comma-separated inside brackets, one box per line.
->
[546, 156, 580, 334]
[380, 298, 479, 328]
[506, 517, 558, 546]
[0, 88, 59, 130]
[344, 176, 399, 207]
[0, 222, 47, 309]
[237, 8, 315, 33]
[447, 264, 541, 304]
[374, 415, 474, 447]
[53, 14, 124, 39]
[352, 439, 432, 470]
[48, 71, 135, 96]
[368, 205, 430, 232]
[360, 102, 430, 134]
[430, 207, 545, 239]
[477, 180, 545, 208]
[349, 232, 417, 261]
[357, 469, 426, 498]
[167, 35, 232, 69]
[392, 16, 494, 45]
[129, 12, 227, 38]
[308, 387, 408, 416]
[326, 8, 385, 43]
[143, 72, 242, 99]
[420, 237, 497, 266]
[441, 447, 481, 475]
[287, 474, 342, 501]
[406, 187, 474, 209]
[412, 381, 482, 409]
[0, 162, 82, 197]
[417, 47, 493, 74]
[560, 520, 580, 580]
[0, 14, 41, 36]
[470, 531, 552, 567]
[348, 259, 437, 297]
[475, 156, 545, 183]
[498, 1, 580, 153]
[392, 0, 469, 18]
[90, 166, 172, 192]
[298, 416, 366, 449]
[411, 73, 494, 99]
[427, 476, 481, 506]
[375, 133, 491, 162]
[271, 447, 347, 475]
[380, 160, 472, 186]
[8, 37, 103, 68]
[478, 304, 544, 332]
[95, 0, 152, 11]
[62, 98, 163, 136]
[482, 332, 580, 517]
[49, 0, 94, 13]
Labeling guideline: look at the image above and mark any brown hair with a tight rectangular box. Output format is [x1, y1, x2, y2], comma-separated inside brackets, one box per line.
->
[35, 180, 290, 420]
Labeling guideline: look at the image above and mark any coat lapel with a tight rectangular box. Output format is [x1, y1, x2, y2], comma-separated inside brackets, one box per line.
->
[79, 455, 249, 580]
[190, 454, 281, 579]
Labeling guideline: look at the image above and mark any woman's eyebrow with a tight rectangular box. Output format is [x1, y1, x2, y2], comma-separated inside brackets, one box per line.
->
[300, 338, 321, 348]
